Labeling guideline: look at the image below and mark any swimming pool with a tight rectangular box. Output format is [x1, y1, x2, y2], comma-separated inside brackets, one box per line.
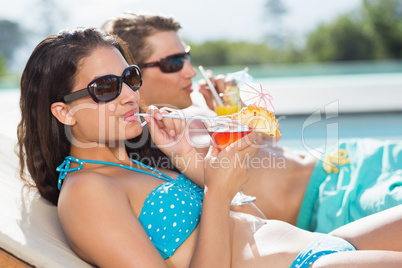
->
[254, 72, 402, 150]
[278, 111, 402, 151]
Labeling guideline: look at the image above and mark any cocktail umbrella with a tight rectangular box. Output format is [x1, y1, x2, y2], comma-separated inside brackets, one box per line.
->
[239, 83, 275, 113]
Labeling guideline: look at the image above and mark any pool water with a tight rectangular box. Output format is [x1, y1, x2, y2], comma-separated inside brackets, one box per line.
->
[279, 111, 402, 151]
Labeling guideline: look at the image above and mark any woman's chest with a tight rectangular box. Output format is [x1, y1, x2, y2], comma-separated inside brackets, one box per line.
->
[113, 169, 203, 220]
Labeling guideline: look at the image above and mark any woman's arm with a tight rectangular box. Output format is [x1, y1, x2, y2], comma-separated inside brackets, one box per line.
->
[189, 132, 259, 267]
[190, 184, 232, 267]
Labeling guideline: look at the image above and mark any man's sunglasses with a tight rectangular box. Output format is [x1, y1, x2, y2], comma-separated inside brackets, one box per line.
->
[60, 65, 142, 103]
[138, 46, 191, 73]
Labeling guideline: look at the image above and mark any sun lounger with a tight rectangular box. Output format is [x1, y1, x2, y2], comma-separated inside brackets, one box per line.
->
[0, 90, 93, 267]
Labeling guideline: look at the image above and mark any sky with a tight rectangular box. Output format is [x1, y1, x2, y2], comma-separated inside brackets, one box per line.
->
[2, 0, 363, 42]
[1, 0, 362, 71]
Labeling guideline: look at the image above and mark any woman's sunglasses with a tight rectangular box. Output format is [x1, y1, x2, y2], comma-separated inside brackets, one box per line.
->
[138, 46, 191, 73]
[60, 65, 142, 103]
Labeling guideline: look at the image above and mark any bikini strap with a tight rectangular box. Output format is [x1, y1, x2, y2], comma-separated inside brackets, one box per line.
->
[56, 156, 175, 190]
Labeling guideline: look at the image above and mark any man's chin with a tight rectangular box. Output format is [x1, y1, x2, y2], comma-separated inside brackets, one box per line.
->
[178, 99, 193, 109]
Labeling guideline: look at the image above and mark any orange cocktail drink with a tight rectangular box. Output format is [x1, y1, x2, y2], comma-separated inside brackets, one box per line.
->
[215, 86, 241, 116]
[204, 119, 251, 151]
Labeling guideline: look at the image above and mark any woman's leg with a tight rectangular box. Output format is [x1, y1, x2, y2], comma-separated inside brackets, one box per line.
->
[330, 205, 402, 251]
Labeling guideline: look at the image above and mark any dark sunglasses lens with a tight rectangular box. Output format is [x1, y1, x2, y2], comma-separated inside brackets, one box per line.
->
[124, 66, 142, 90]
[90, 77, 120, 102]
[160, 55, 187, 73]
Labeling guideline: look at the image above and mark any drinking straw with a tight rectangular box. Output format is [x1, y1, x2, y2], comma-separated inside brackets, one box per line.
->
[134, 113, 230, 121]
[198, 65, 224, 106]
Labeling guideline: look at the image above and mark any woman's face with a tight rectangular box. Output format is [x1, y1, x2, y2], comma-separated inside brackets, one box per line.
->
[139, 31, 196, 109]
[68, 46, 142, 147]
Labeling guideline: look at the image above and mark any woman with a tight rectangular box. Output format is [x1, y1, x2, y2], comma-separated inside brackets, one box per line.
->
[103, 12, 402, 233]
[17, 27, 402, 267]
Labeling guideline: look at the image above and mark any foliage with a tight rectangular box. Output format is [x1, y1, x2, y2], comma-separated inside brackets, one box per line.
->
[190, 0, 402, 66]
[304, 15, 375, 62]
[361, 0, 402, 59]
[0, 54, 6, 76]
[304, 0, 402, 62]
[263, 0, 288, 48]
[0, 20, 25, 66]
[265, 0, 288, 16]
[189, 41, 279, 67]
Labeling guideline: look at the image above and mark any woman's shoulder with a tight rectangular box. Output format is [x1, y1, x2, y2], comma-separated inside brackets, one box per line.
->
[64, 169, 116, 191]
[56, 170, 151, 266]
[58, 170, 124, 210]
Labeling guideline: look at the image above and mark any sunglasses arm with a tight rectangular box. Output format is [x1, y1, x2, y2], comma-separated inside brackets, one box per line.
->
[62, 88, 91, 102]
[139, 62, 160, 69]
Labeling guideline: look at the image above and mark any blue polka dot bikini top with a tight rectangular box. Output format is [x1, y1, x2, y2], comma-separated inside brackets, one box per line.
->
[56, 156, 204, 259]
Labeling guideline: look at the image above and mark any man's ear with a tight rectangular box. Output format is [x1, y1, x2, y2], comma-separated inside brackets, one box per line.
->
[50, 102, 76, 126]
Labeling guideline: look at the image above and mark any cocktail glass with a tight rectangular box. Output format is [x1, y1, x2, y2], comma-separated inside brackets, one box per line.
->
[202, 118, 257, 205]
[215, 85, 241, 116]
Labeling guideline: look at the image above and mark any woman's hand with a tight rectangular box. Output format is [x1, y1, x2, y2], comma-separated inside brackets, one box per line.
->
[203, 131, 260, 204]
[145, 106, 209, 186]
[144, 106, 193, 157]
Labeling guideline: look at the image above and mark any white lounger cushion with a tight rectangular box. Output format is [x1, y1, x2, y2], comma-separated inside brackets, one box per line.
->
[0, 90, 93, 268]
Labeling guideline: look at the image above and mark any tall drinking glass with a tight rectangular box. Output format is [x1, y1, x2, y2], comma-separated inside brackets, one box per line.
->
[215, 85, 241, 116]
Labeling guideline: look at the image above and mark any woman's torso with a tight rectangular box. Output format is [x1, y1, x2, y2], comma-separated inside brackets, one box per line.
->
[170, 210, 315, 267]
[60, 160, 314, 267]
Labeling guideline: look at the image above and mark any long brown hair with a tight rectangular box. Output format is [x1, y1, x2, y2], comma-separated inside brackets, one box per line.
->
[17, 27, 135, 206]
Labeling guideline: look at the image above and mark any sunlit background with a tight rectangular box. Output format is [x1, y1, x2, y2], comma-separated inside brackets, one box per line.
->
[1, 0, 401, 150]
[0, 0, 366, 72]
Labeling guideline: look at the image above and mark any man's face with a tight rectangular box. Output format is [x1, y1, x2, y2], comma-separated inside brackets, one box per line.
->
[139, 31, 196, 109]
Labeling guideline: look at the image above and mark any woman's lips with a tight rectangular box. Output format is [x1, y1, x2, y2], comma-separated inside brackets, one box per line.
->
[123, 109, 139, 122]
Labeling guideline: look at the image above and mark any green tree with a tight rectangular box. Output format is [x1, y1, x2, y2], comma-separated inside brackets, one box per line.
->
[189, 41, 277, 67]
[304, 14, 375, 62]
[264, 0, 288, 47]
[225, 42, 277, 65]
[361, 0, 402, 59]
[0, 54, 6, 76]
[304, 0, 402, 62]
[190, 41, 230, 66]
[0, 20, 25, 65]
[278, 40, 305, 63]
[188, 0, 402, 66]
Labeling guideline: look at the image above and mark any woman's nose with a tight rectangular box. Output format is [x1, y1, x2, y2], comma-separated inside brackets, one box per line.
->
[120, 82, 139, 104]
